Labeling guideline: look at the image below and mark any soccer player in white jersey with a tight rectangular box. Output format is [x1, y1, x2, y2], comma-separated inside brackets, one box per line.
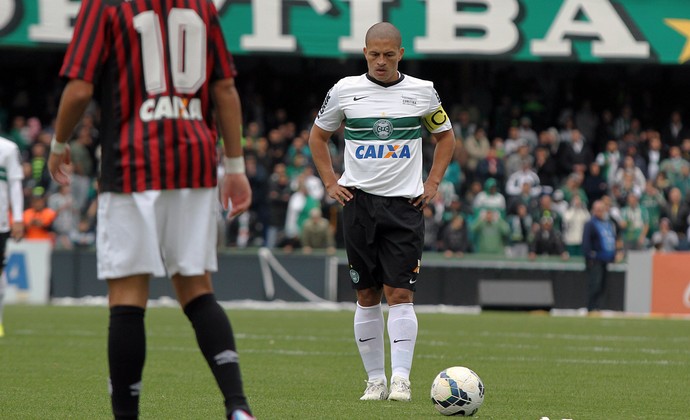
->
[0, 135, 25, 337]
[309, 22, 455, 402]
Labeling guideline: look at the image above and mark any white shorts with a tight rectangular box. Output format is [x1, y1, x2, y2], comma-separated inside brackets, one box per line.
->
[97, 188, 218, 280]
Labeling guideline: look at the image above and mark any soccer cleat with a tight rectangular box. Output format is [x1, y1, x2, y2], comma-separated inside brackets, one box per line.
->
[229, 409, 255, 420]
[387, 376, 411, 401]
[360, 378, 388, 400]
[0, 323, 4, 337]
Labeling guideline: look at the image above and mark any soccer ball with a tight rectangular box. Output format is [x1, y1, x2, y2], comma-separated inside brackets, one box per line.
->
[430, 366, 485, 416]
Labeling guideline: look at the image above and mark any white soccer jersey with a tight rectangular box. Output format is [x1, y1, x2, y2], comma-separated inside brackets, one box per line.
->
[315, 73, 452, 198]
[0, 136, 24, 233]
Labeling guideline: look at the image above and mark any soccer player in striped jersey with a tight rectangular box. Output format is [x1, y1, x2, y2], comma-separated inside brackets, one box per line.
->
[309, 22, 455, 402]
[47, 1, 253, 419]
[0, 135, 25, 338]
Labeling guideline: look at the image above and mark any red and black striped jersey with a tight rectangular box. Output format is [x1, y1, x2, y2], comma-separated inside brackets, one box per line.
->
[60, 0, 236, 193]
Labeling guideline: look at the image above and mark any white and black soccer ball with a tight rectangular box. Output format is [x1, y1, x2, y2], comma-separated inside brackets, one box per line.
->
[430, 366, 485, 416]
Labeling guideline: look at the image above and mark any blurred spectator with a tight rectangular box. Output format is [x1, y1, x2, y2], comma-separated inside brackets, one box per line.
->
[562, 194, 590, 256]
[463, 126, 490, 180]
[672, 165, 690, 199]
[504, 126, 525, 156]
[47, 184, 75, 249]
[614, 155, 646, 193]
[641, 132, 664, 181]
[507, 181, 539, 216]
[660, 110, 687, 147]
[300, 207, 335, 255]
[246, 155, 270, 245]
[651, 218, 678, 252]
[660, 187, 689, 241]
[505, 140, 533, 176]
[557, 129, 593, 180]
[613, 105, 633, 140]
[517, 116, 538, 150]
[423, 206, 441, 251]
[639, 181, 666, 239]
[28, 141, 51, 192]
[534, 145, 559, 189]
[283, 169, 323, 250]
[659, 146, 689, 187]
[472, 178, 506, 217]
[69, 126, 95, 212]
[506, 202, 532, 258]
[532, 193, 563, 233]
[470, 209, 510, 255]
[595, 140, 621, 184]
[475, 146, 505, 186]
[582, 162, 608, 205]
[7, 116, 29, 153]
[558, 173, 588, 209]
[23, 192, 56, 241]
[442, 156, 463, 197]
[528, 216, 569, 260]
[452, 109, 476, 140]
[440, 214, 470, 258]
[266, 163, 292, 248]
[69, 217, 96, 248]
[619, 194, 649, 251]
[505, 160, 541, 198]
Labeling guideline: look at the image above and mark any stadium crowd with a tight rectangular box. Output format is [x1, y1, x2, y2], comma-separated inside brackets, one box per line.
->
[2, 79, 690, 259]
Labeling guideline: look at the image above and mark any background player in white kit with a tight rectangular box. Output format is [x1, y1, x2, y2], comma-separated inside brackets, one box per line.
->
[309, 22, 455, 402]
[0, 135, 25, 337]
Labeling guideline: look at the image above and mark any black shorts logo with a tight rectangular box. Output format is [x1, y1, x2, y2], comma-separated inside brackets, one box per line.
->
[349, 269, 360, 284]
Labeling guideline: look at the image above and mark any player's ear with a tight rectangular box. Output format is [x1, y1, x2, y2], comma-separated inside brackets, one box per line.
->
[398, 47, 405, 61]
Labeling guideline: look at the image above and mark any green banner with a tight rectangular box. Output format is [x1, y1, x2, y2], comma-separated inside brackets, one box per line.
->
[2, 0, 690, 64]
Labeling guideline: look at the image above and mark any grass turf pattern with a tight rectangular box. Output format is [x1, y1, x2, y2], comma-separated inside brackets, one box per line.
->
[0, 305, 687, 419]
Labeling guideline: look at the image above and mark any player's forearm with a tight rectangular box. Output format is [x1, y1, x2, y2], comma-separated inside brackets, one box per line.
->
[212, 78, 243, 159]
[55, 79, 93, 142]
[426, 130, 455, 186]
[308, 130, 339, 188]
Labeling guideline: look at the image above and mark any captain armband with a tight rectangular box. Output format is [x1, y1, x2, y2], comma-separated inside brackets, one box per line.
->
[422, 106, 449, 132]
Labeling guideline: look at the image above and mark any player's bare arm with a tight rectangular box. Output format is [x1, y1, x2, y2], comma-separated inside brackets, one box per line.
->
[48, 79, 94, 185]
[212, 77, 252, 217]
[411, 128, 455, 209]
[308, 124, 353, 206]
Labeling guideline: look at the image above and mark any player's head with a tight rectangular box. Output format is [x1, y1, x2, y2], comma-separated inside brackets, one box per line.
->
[364, 22, 404, 84]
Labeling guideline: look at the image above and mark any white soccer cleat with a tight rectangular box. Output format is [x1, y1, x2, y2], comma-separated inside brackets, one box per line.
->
[387, 376, 411, 401]
[360, 378, 388, 400]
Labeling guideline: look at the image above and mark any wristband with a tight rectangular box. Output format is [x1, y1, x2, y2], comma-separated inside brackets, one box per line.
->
[223, 156, 246, 174]
[51, 137, 68, 155]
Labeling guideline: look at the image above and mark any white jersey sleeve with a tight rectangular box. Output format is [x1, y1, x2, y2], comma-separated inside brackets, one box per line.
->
[0, 138, 24, 231]
[314, 81, 345, 132]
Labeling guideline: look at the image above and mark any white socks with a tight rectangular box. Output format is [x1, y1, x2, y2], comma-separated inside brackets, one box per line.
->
[354, 303, 386, 381]
[355, 302, 418, 381]
[387, 303, 418, 380]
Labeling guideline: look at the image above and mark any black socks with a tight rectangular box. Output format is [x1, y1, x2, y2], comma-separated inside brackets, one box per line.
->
[183, 294, 251, 417]
[108, 305, 146, 420]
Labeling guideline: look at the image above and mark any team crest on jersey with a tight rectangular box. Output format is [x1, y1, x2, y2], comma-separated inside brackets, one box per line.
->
[373, 119, 393, 139]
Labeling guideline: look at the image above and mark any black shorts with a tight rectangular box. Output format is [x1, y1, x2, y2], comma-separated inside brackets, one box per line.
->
[0, 232, 9, 271]
[343, 189, 423, 291]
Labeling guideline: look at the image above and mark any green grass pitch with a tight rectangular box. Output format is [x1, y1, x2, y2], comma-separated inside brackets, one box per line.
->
[0, 305, 688, 419]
